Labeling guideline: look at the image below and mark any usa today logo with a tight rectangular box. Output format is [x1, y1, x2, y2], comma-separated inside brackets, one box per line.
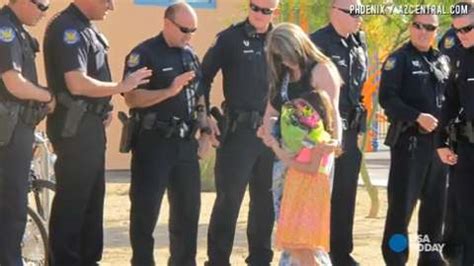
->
[389, 234, 445, 253]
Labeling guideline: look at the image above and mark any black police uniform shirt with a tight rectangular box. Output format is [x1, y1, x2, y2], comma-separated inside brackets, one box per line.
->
[310, 24, 368, 115]
[123, 33, 200, 122]
[269, 62, 330, 127]
[437, 47, 474, 147]
[0, 6, 39, 103]
[379, 42, 450, 123]
[44, 4, 111, 106]
[270, 62, 317, 112]
[200, 19, 271, 113]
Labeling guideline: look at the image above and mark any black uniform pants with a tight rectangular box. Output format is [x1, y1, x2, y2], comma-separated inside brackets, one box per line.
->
[382, 133, 447, 266]
[206, 126, 274, 266]
[0, 121, 34, 266]
[442, 164, 465, 262]
[129, 130, 200, 266]
[330, 128, 362, 265]
[48, 114, 106, 266]
[452, 141, 474, 265]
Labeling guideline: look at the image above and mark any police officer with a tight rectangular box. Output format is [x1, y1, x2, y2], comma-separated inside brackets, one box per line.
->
[122, 3, 210, 266]
[379, 13, 449, 266]
[43, 0, 151, 265]
[309, 0, 367, 264]
[200, 0, 278, 265]
[439, 26, 463, 65]
[0, 0, 52, 265]
[437, 2, 473, 263]
[437, 4, 474, 265]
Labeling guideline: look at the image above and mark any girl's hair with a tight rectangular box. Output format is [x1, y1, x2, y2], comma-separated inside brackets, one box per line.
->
[266, 22, 339, 137]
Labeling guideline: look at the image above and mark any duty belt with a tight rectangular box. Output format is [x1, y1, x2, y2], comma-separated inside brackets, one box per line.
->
[227, 109, 263, 131]
[57, 93, 112, 119]
[140, 112, 196, 139]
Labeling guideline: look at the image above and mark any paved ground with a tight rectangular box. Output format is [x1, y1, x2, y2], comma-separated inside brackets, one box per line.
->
[101, 149, 429, 266]
[363, 149, 390, 187]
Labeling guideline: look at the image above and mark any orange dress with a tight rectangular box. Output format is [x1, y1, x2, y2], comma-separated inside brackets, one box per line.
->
[275, 148, 333, 251]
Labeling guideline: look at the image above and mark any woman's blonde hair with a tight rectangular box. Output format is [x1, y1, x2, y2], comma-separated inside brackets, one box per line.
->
[266, 22, 339, 135]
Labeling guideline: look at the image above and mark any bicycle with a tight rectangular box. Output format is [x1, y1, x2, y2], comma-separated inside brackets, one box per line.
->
[21, 132, 56, 266]
[29, 132, 56, 221]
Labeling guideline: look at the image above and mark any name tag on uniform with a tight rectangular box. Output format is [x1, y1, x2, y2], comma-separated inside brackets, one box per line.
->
[468, 78, 474, 82]
[411, 60, 421, 67]
[243, 49, 254, 54]
[412, 70, 428, 75]
[337, 59, 347, 67]
[162, 67, 173, 72]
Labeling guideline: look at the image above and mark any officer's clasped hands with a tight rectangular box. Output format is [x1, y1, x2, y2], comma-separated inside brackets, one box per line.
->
[416, 113, 439, 132]
[437, 147, 458, 165]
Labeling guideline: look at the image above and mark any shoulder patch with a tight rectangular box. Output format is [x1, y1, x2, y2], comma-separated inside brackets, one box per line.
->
[0, 27, 15, 43]
[63, 29, 80, 45]
[443, 36, 455, 50]
[127, 53, 140, 68]
[384, 57, 396, 71]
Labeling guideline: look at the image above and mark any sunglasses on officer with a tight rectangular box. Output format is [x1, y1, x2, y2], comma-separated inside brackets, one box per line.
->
[30, 0, 49, 12]
[249, 2, 275, 16]
[169, 19, 197, 34]
[333, 6, 361, 18]
[453, 24, 474, 34]
[412, 21, 438, 32]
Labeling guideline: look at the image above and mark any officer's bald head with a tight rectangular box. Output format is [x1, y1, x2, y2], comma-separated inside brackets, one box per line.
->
[332, 0, 359, 9]
[164, 2, 197, 22]
[330, 0, 362, 37]
[247, 0, 279, 33]
[74, 0, 114, 20]
[163, 2, 198, 48]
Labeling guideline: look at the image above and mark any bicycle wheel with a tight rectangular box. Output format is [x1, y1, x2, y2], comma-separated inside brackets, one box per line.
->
[31, 179, 55, 221]
[22, 207, 48, 266]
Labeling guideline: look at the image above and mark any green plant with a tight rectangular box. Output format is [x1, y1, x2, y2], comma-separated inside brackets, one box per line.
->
[200, 150, 216, 192]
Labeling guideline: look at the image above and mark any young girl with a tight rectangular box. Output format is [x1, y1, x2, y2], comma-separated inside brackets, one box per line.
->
[259, 23, 343, 265]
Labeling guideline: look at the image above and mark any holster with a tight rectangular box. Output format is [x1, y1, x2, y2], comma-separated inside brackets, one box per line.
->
[348, 104, 367, 132]
[20, 100, 49, 127]
[210, 105, 228, 144]
[384, 121, 413, 147]
[229, 109, 263, 132]
[57, 93, 88, 138]
[118, 111, 139, 153]
[0, 101, 20, 147]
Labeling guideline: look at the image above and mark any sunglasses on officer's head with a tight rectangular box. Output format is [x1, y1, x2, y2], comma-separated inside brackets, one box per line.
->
[30, 0, 49, 12]
[249, 3, 275, 16]
[169, 19, 197, 34]
[412, 21, 438, 32]
[453, 24, 474, 34]
[333, 6, 361, 18]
